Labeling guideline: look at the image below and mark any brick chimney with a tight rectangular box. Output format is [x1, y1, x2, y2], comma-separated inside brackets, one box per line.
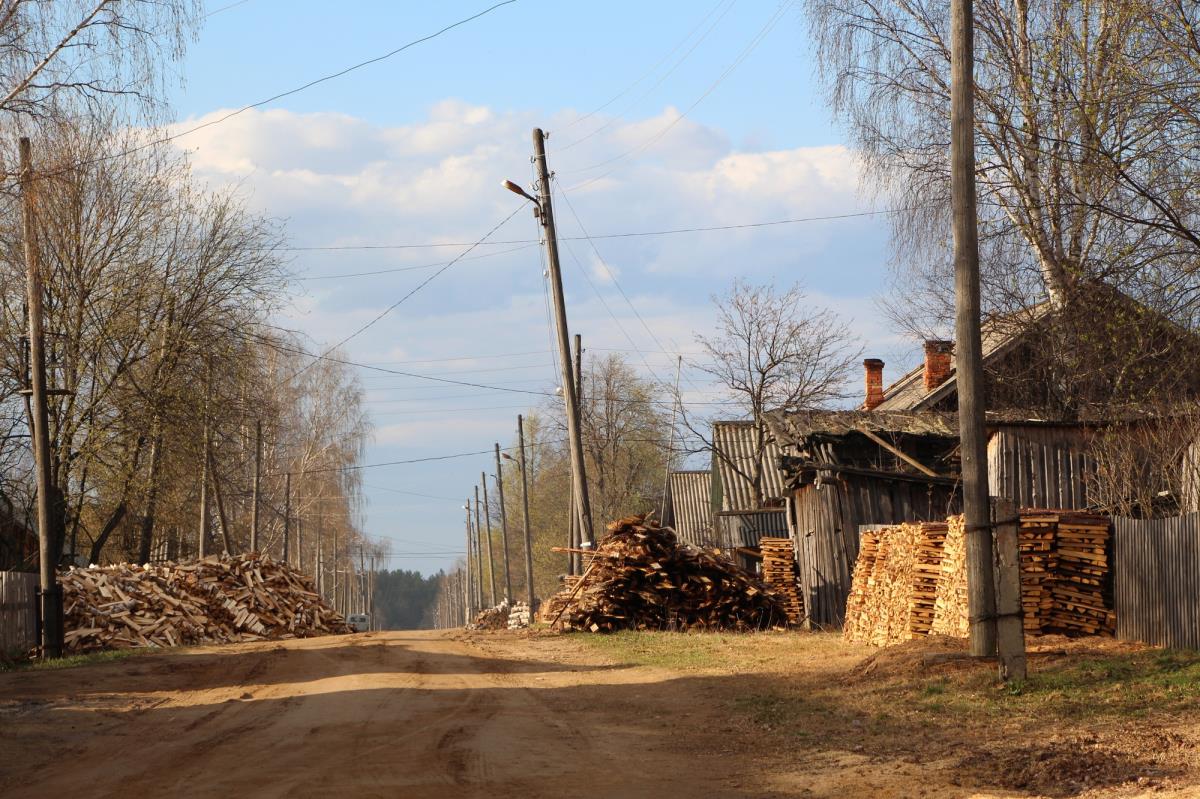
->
[863, 358, 885, 410]
[923, 340, 954, 392]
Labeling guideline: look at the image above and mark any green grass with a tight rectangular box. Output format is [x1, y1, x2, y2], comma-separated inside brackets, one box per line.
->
[1, 647, 155, 673]
[574, 630, 734, 670]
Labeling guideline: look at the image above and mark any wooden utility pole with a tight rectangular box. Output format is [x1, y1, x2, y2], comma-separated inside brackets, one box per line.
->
[297, 517, 304, 574]
[315, 513, 323, 597]
[21, 137, 61, 659]
[481, 472, 502, 602]
[138, 299, 173, 565]
[250, 420, 261, 551]
[333, 525, 340, 612]
[198, 412, 211, 560]
[477, 481, 496, 606]
[992, 497, 1027, 680]
[518, 414, 535, 610]
[493, 443, 513, 601]
[464, 500, 476, 616]
[282, 472, 291, 566]
[567, 333, 583, 575]
[531, 128, 594, 548]
[209, 453, 234, 555]
[951, 0, 997, 657]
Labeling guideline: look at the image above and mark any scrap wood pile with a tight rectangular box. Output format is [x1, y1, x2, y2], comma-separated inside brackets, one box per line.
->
[845, 512, 1114, 647]
[471, 600, 510, 630]
[507, 601, 532, 629]
[547, 514, 788, 632]
[60, 552, 350, 653]
[759, 537, 805, 625]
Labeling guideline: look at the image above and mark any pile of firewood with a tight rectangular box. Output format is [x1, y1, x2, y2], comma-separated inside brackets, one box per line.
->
[759, 537, 805, 626]
[846, 512, 1115, 646]
[60, 553, 350, 653]
[548, 515, 788, 632]
[507, 601, 532, 629]
[471, 600, 510, 630]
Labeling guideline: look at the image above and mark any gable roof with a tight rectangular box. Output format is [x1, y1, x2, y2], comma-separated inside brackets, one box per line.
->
[665, 470, 714, 545]
[711, 420, 787, 510]
[873, 303, 1053, 412]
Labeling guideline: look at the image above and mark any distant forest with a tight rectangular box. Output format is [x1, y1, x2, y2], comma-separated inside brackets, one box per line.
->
[373, 570, 444, 629]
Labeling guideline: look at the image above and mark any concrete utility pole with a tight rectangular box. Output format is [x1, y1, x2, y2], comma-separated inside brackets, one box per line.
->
[950, 0, 997, 657]
[493, 443, 513, 601]
[250, 420, 261, 551]
[530, 128, 595, 548]
[283, 472, 291, 566]
[20, 137, 62, 659]
[518, 414, 535, 610]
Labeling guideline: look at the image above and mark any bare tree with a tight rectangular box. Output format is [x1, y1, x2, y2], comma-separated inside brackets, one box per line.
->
[685, 280, 861, 507]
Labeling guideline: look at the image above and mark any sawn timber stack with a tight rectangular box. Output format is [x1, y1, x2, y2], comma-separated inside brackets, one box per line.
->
[60, 552, 350, 653]
[759, 537, 805, 626]
[549, 515, 788, 632]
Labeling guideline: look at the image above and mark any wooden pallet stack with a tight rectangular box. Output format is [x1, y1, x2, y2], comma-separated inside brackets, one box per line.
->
[60, 553, 349, 653]
[930, 516, 969, 638]
[843, 529, 880, 643]
[758, 537, 805, 626]
[909, 523, 948, 636]
[547, 514, 787, 632]
[1047, 513, 1114, 635]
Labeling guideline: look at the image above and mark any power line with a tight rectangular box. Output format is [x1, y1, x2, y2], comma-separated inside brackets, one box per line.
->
[296, 243, 539, 281]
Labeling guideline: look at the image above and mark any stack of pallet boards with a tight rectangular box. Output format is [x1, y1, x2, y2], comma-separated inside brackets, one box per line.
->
[758, 537, 805, 626]
[845, 511, 1115, 647]
[1044, 512, 1115, 635]
[60, 552, 350, 653]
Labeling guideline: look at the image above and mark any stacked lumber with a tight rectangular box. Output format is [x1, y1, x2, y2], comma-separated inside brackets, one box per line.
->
[843, 528, 880, 642]
[1018, 516, 1057, 634]
[1047, 513, 1114, 635]
[759, 537, 805, 626]
[60, 553, 349, 653]
[548, 514, 787, 632]
[869, 523, 920, 645]
[909, 523, 948, 636]
[930, 516, 969, 638]
[507, 601, 532, 629]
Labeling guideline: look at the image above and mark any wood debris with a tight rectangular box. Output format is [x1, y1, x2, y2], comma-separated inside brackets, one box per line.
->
[759, 537, 805, 626]
[470, 600, 510, 630]
[547, 514, 788, 632]
[60, 552, 350, 653]
[507, 601, 532, 629]
[846, 512, 1115, 646]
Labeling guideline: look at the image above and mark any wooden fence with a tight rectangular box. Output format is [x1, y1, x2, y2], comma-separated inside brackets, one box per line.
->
[1114, 514, 1200, 649]
[0, 570, 37, 653]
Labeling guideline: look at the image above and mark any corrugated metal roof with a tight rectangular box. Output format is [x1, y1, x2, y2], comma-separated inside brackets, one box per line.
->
[873, 303, 1053, 411]
[712, 421, 787, 510]
[666, 470, 714, 546]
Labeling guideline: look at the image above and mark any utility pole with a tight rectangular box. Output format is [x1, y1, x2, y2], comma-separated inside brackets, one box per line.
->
[315, 513, 323, 597]
[518, 414, 535, 610]
[481, 472, 503, 602]
[477, 481, 496, 606]
[297, 517, 304, 574]
[464, 500, 476, 616]
[951, 0, 997, 658]
[530, 128, 594, 548]
[333, 524, 339, 613]
[493, 443, 513, 601]
[567, 333, 584, 575]
[21, 137, 61, 659]
[283, 472, 291, 566]
[198, 408, 211, 560]
[250, 420, 261, 551]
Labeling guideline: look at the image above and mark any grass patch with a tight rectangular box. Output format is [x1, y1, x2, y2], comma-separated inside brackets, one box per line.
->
[573, 630, 733, 670]
[1, 647, 155, 673]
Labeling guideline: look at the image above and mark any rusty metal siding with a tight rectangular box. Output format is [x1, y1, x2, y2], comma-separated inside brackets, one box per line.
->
[712, 421, 786, 512]
[667, 471, 715, 547]
[988, 426, 1095, 510]
[791, 476, 960, 628]
[0, 571, 37, 653]
[1114, 514, 1200, 649]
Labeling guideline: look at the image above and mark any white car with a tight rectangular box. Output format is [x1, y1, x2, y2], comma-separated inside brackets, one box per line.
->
[347, 613, 370, 632]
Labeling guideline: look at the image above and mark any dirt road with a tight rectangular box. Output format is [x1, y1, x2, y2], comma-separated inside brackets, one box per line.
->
[0, 630, 759, 798]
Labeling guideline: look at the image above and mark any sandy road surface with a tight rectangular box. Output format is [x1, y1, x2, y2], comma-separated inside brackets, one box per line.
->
[0, 630, 758, 798]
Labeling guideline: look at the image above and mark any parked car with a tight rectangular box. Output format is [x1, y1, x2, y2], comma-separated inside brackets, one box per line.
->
[347, 613, 370, 632]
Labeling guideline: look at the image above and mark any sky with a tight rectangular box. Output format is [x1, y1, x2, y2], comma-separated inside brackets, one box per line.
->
[166, 0, 919, 576]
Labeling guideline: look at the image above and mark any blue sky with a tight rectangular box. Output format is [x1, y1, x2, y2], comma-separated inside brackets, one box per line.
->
[167, 0, 915, 576]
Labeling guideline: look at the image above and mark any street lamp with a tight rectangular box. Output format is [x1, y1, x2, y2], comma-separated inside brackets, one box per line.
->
[501, 179, 539, 206]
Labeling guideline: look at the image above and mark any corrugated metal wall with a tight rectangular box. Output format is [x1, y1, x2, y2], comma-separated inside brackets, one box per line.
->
[667, 471, 715, 546]
[718, 510, 788, 550]
[791, 476, 959, 628]
[1114, 514, 1200, 649]
[988, 426, 1095, 510]
[712, 422, 786, 511]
